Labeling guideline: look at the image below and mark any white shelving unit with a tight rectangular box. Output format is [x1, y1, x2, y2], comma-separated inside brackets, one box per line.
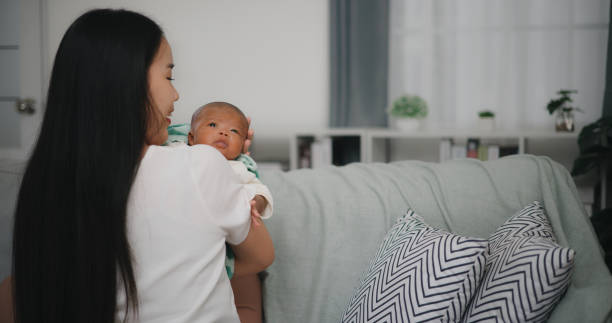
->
[289, 128, 368, 171]
[291, 128, 579, 170]
[290, 128, 594, 215]
[368, 129, 578, 166]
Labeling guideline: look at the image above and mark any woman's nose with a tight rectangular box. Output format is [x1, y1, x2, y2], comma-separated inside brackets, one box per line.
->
[172, 85, 179, 102]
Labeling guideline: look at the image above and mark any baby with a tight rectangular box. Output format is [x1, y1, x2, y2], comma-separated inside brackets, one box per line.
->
[188, 102, 273, 219]
[188, 101, 272, 323]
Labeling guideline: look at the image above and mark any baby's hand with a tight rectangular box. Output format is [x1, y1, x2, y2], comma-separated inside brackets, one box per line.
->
[250, 199, 262, 227]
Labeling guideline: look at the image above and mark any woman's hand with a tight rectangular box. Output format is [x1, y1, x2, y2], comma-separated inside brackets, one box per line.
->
[242, 117, 254, 155]
[232, 199, 274, 276]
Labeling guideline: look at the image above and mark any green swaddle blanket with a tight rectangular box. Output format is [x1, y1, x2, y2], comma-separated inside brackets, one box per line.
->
[165, 123, 190, 146]
[164, 123, 258, 278]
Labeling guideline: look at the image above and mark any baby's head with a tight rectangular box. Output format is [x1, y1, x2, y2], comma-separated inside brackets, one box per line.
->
[188, 102, 249, 160]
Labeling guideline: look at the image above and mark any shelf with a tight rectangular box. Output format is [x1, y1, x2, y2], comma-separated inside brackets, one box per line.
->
[291, 128, 579, 170]
[289, 127, 591, 215]
[367, 128, 578, 139]
[290, 129, 368, 170]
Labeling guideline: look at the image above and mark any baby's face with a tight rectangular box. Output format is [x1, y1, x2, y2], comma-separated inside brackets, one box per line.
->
[190, 108, 247, 160]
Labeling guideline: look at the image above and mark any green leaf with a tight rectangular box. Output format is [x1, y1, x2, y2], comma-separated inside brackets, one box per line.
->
[547, 89, 578, 114]
[571, 154, 601, 176]
[389, 95, 428, 118]
[573, 117, 612, 177]
[577, 117, 612, 154]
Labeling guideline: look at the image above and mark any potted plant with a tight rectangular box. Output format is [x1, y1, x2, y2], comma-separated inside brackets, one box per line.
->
[572, 117, 612, 176]
[477, 110, 495, 131]
[546, 89, 583, 132]
[389, 95, 428, 131]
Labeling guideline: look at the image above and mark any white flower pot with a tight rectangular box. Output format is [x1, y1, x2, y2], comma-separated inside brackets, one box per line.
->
[394, 118, 421, 132]
[555, 110, 575, 132]
[477, 118, 495, 132]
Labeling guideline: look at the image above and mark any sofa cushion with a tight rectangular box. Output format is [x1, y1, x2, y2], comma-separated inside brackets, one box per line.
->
[340, 210, 488, 322]
[464, 201, 575, 322]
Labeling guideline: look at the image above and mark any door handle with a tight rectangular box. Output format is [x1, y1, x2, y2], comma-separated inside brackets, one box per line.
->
[16, 98, 35, 114]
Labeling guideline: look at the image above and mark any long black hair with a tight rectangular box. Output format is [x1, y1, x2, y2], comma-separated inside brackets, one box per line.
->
[12, 9, 163, 322]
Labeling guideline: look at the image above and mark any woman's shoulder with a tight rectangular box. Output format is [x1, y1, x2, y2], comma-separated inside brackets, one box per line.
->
[145, 144, 227, 169]
[146, 143, 220, 158]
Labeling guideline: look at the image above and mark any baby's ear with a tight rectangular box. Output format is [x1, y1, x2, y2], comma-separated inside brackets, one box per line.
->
[187, 131, 195, 146]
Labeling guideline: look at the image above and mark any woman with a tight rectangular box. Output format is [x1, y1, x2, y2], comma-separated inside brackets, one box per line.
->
[6, 9, 273, 323]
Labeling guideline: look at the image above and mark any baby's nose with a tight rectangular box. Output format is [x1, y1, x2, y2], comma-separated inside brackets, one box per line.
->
[219, 130, 228, 136]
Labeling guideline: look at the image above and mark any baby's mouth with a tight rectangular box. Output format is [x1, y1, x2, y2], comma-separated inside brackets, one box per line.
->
[213, 140, 228, 149]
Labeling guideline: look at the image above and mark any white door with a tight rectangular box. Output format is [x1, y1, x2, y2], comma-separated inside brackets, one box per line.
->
[0, 0, 45, 161]
[0, 0, 44, 279]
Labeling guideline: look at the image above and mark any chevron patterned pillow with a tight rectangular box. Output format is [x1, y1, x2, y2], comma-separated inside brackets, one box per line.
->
[464, 201, 575, 322]
[341, 210, 488, 323]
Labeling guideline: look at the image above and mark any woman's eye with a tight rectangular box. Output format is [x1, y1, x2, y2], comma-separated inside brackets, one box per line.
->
[230, 129, 239, 134]
[208, 122, 216, 127]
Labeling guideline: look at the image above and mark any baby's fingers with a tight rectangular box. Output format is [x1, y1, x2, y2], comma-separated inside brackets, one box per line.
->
[251, 215, 262, 227]
[250, 200, 261, 226]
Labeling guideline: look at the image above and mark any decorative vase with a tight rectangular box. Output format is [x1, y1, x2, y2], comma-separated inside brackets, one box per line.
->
[555, 110, 575, 132]
[477, 118, 495, 132]
[394, 118, 421, 131]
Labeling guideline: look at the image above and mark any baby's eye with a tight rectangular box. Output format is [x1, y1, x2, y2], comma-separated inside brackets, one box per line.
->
[230, 129, 239, 134]
[208, 122, 216, 127]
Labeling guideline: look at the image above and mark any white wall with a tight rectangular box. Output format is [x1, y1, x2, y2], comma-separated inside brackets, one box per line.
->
[45, 0, 329, 162]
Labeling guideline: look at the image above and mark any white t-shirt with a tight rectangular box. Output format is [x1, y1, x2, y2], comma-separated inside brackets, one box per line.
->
[116, 144, 255, 322]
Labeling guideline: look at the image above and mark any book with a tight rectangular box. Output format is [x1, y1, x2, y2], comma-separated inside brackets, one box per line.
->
[478, 145, 488, 161]
[439, 139, 452, 163]
[311, 137, 332, 168]
[451, 145, 467, 159]
[487, 145, 500, 160]
[466, 138, 480, 159]
[298, 141, 312, 168]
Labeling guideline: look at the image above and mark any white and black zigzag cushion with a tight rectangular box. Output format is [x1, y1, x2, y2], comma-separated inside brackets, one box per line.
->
[464, 201, 575, 322]
[341, 210, 488, 323]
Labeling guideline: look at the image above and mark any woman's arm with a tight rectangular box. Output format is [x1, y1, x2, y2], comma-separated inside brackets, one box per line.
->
[232, 119, 274, 275]
[231, 200, 274, 276]
[0, 276, 14, 323]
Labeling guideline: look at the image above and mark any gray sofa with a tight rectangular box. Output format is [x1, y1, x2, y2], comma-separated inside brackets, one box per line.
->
[260, 155, 612, 322]
[1, 156, 611, 321]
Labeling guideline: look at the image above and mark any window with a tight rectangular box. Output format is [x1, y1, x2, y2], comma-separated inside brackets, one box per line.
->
[389, 0, 610, 130]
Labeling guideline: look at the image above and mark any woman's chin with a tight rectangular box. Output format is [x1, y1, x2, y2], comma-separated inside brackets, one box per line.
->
[145, 132, 168, 146]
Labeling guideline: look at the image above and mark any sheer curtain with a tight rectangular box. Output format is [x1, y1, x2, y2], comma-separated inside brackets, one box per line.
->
[389, 0, 610, 131]
[604, 1, 612, 117]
